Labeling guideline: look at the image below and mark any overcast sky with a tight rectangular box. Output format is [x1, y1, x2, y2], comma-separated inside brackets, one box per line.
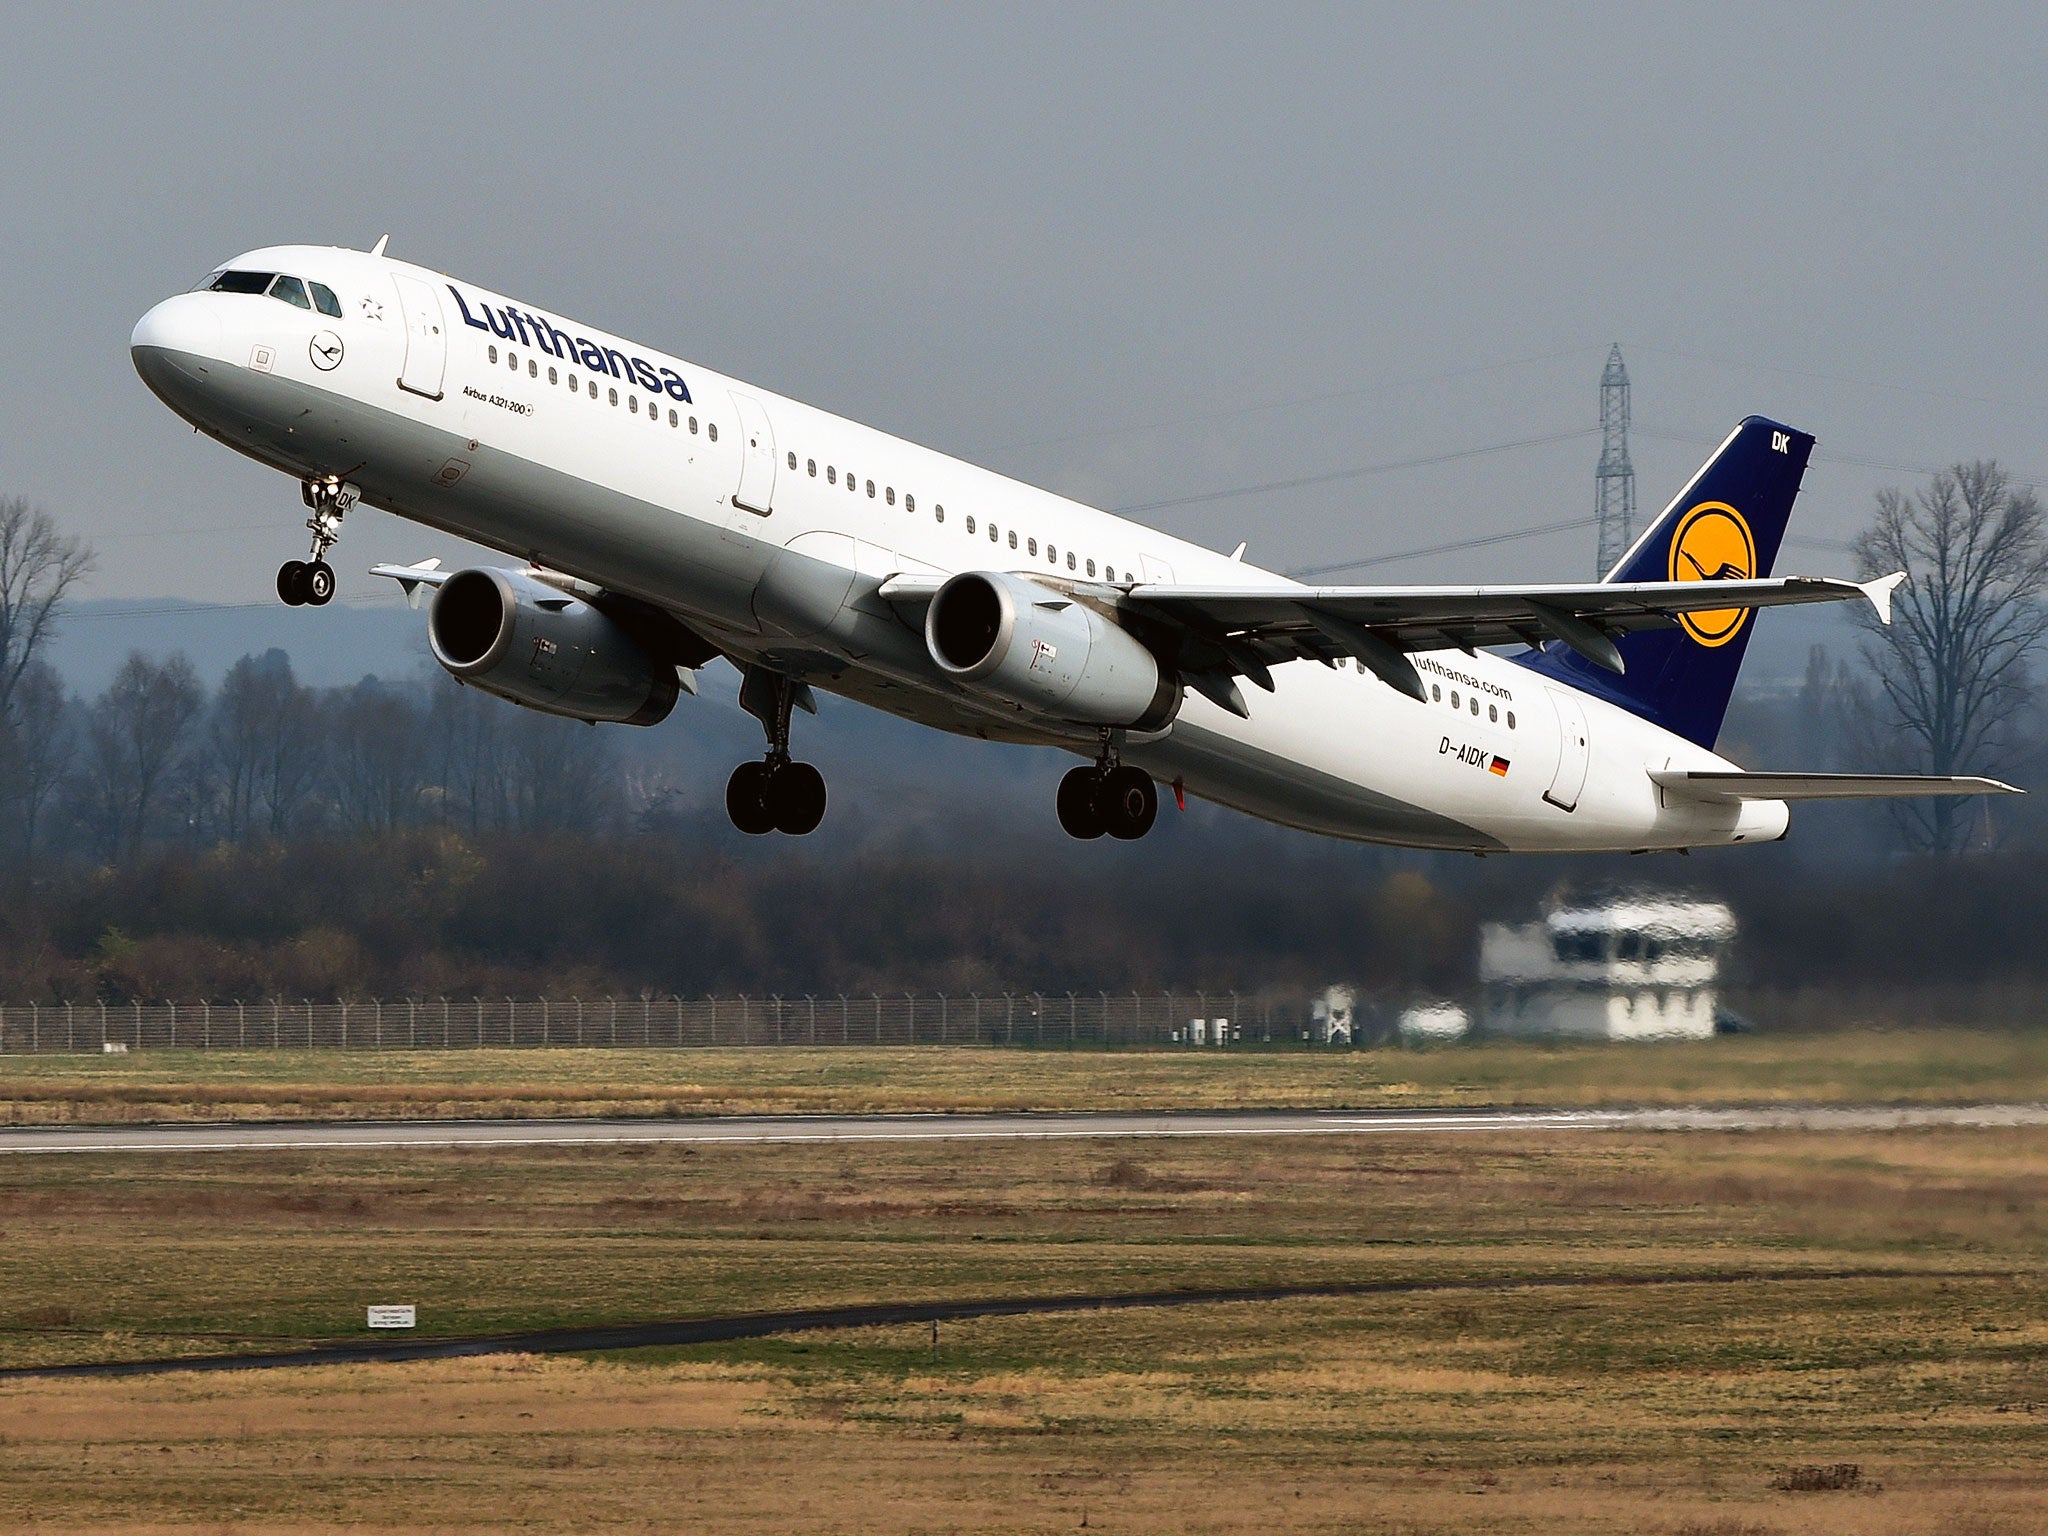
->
[7, 2, 2048, 612]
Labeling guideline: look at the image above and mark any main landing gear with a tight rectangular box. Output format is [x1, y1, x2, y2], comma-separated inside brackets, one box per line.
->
[277, 477, 359, 607]
[726, 668, 828, 836]
[1057, 731, 1158, 841]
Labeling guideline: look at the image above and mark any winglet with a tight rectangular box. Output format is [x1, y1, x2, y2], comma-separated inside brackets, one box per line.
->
[1860, 570, 1907, 625]
[370, 234, 390, 258]
[369, 557, 446, 610]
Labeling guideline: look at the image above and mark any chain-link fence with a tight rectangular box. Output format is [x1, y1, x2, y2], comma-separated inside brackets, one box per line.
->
[0, 993, 1308, 1053]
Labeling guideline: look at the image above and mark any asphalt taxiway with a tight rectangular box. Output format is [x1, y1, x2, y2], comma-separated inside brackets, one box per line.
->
[1, 1101, 2043, 1155]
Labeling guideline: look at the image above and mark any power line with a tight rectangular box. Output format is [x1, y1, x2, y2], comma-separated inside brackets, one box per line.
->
[1113, 427, 1598, 516]
[1287, 516, 1599, 580]
[987, 342, 1604, 457]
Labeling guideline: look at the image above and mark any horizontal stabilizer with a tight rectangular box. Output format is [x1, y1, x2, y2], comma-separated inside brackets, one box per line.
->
[1651, 770, 2022, 803]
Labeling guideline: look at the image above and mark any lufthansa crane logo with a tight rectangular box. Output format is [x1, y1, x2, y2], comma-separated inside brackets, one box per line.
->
[1668, 500, 1755, 646]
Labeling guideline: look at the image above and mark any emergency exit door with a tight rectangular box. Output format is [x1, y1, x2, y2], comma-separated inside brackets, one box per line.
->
[731, 392, 777, 516]
[1544, 688, 1591, 812]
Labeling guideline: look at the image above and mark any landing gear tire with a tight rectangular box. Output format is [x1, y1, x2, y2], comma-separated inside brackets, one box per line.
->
[1057, 766, 1108, 840]
[304, 561, 335, 606]
[766, 761, 827, 836]
[276, 560, 310, 607]
[726, 761, 777, 836]
[1102, 766, 1158, 841]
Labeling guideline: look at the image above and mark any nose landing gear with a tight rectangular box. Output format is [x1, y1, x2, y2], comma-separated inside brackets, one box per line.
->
[1057, 730, 1159, 840]
[726, 667, 829, 836]
[277, 477, 358, 607]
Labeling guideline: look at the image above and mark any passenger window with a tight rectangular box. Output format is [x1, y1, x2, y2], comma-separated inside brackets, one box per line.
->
[488, 345, 499, 364]
[808, 459, 817, 476]
[588, 380, 597, 398]
[1450, 691, 1459, 709]
[689, 416, 698, 433]
[267, 275, 312, 309]
[1086, 559, 1096, 576]
[1008, 531, 1019, 550]
[847, 472, 857, 492]
[508, 351, 518, 370]
[629, 396, 638, 413]
[309, 282, 343, 318]
[990, 524, 1000, 542]
[905, 494, 914, 513]
[827, 466, 836, 484]
[548, 367, 558, 385]
[669, 408, 678, 426]
[568, 373, 578, 390]
[1489, 704, 1498, 722]
[529, 359, 538, 378]
[866, 480, 876, 498]
[965, 515, 975, 534]
[1028, 538, 1038, 556]
[210, 270, 275, 295]
[708, 423, 717, 441]
[788, 452, 797, 470]
[1471, 697, 1479, 715]
[886, 487, 895, 506]
[609, 388, 618, 406]
[1507, 711, 1517, 729]
[1432, 685, 1442, 701]
[935, 506, 945, 523]
[1067, 552, 1077, 570]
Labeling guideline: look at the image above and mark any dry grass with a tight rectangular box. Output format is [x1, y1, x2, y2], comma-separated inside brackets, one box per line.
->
[3, 1026, 2047, 1126]
[0, 1127, 2044, 1528]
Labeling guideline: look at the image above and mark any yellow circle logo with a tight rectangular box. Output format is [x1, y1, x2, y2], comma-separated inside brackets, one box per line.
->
[1667, 501, 1756, 646]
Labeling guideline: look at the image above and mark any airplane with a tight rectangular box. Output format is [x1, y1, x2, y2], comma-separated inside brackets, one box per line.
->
[130, 241, 2018, 854]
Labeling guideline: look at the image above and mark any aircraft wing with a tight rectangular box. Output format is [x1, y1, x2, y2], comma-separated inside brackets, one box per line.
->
[368, 558, 449, 609]
[1113, 572, 1901, 716]
[1651, 770, 2022, 802]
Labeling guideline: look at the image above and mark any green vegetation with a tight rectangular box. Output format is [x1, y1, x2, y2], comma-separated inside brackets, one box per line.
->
[2, 1029, 2046, 1127]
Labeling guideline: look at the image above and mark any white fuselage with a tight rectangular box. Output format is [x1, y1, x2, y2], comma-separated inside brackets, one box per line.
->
[131, 244, 1786, 853]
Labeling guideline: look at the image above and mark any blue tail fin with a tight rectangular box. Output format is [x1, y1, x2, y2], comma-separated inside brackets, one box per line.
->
[1515, 415, 1814, 749]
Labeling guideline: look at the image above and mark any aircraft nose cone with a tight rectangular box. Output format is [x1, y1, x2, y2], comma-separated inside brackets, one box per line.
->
[131, 293, 222, 364]
[131, 294, 223, 402]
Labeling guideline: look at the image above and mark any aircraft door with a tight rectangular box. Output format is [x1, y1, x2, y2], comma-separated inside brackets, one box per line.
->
[730, 392, 777, 516]
[392, 274, 447, 400]
[1543, 688, 1591, 812]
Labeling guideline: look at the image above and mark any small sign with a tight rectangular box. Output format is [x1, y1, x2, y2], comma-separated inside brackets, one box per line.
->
[366, 1305, 416, 1329]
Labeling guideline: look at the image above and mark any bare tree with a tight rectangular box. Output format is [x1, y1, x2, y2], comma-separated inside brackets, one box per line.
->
[211, 650, 323, 840]
[0, 496, 93, 725]
[1855, 461, 2048, 853]
[78, 652, 205, 857]
[0, 660, 74, 866]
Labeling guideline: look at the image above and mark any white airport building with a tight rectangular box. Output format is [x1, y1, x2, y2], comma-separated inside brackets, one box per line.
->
[1478, 897, 1736, 1041]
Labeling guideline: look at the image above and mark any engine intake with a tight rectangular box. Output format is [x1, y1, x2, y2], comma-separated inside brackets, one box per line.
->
[428, 568, 679, 726]
[925, 570, 1178, 730]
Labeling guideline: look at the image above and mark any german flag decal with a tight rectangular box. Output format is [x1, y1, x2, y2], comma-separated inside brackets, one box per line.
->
[1489, 756, 1511, 777]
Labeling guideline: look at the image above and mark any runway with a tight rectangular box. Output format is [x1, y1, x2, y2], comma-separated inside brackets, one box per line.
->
[1, 1101, 2044, 1155]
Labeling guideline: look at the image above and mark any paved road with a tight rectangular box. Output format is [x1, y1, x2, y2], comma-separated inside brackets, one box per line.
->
[1, 1102, 2044, 1155]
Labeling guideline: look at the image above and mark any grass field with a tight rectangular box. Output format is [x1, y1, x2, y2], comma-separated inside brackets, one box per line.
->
[1, 1124, 2045, 1531]
[3, 1026, 2047, 1126]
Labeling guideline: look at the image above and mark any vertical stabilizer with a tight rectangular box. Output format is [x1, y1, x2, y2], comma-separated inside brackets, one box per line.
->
[1515, 415, 1814, 748]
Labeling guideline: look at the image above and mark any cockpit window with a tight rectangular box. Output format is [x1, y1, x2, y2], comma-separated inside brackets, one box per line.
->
[268, 275, 311, 309]
[209, 270, 276, 295]
[309, 281, 343, 318]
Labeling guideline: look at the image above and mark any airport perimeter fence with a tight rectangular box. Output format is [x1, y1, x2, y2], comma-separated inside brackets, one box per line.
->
[0, 992, 1303, 1054]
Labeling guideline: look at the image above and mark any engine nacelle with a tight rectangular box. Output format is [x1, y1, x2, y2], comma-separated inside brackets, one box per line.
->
[925, 570, 1178, 730]
[428, 568, 678, 726]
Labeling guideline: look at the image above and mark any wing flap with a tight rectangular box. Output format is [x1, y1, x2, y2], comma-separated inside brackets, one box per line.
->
[1651, 770, 2022, 803]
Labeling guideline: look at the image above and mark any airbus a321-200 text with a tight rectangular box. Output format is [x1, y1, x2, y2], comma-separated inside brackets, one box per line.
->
[129, 241, 2018, 852]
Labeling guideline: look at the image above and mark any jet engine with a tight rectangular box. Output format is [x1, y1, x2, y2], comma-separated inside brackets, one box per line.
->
[925, 571, 1178, 730]
[428, 567, 679, 725]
